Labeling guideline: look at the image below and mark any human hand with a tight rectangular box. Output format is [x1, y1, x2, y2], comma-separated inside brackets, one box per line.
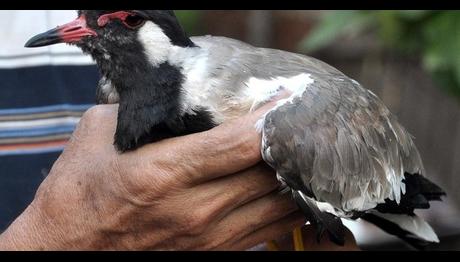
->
[0, 102, 305, 250]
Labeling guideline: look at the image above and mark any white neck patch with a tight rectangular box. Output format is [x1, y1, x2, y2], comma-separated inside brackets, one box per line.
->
[136, 21, 203, 69]
[136, 21, 211, 118]
[137, 21, 174, 66]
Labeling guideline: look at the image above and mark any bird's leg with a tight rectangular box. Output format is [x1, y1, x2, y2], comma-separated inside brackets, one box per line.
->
[293, 227, 305, 251]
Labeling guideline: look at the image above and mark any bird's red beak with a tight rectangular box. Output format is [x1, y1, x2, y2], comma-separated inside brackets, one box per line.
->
[25, 15, 97, 48]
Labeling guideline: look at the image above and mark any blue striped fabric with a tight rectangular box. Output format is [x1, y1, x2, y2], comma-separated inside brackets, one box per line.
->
[0, 104, 93, 116]
[0, 10, 101, 233]
[0, 146, 69, 157]
[0, 125, 77, 138]
[0, 65, 98, 230]
[0, 58, 100, 232]
[0, 66, 98, 153]
[0, 104, 93, 147]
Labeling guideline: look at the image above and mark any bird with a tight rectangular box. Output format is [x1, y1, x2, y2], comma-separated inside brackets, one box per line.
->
[25, 10, 446, 250]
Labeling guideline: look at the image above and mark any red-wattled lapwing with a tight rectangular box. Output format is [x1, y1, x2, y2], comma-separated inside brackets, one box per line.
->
[25, 10, 446, 250]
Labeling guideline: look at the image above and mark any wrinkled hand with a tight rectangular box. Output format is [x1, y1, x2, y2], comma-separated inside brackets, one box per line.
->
[0, 102, 305, 250]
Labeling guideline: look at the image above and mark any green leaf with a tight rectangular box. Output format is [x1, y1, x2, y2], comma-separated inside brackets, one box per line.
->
[174, 10, 202, 35]
[300, 11, 376, 52]
[376, 11, 402, 46]
[422, 11, 460, 93]
[298, 10, 460, 98]
[395, 10, 431, 20]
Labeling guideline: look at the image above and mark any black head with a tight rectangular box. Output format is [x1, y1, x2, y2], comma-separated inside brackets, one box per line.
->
[25, 10, 207, 153]
[25, 10, 195, 60]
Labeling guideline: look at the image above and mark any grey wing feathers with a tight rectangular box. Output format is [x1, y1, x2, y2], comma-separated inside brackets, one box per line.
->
[193, 35, 425, 213]
[192, 36, 345, 82]
[262, 76, 424, 213]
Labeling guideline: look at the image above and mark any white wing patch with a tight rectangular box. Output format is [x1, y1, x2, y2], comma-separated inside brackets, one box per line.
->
[244, 73, 315, 133]
[245, 73, 315, 112]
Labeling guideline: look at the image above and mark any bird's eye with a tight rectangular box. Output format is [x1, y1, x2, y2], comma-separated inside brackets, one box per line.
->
[124, 14, 145, 28]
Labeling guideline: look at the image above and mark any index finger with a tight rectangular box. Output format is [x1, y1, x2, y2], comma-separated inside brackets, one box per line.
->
[138, 99, 282, 185]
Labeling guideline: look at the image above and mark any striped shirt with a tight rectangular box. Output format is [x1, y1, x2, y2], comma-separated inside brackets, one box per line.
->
[0, 11, 98, 231]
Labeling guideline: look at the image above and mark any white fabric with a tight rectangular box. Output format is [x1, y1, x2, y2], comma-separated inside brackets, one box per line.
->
[0, 10, 94, 68]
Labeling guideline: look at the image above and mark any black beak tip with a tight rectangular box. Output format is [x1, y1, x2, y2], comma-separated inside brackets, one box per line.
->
[24, 30, 62, 48]
[24, 38, 38, 48]
[25, 34, 48, 48]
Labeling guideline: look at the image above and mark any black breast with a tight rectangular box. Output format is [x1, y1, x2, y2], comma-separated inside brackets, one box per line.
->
[108, 60, 215, 152]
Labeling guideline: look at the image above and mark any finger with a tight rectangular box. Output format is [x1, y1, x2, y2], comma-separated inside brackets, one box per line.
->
[219, 211, 306, 251]
[185, 163, 281, 220]
[138, 100, 284, 184]
[204, 191, 299, 247]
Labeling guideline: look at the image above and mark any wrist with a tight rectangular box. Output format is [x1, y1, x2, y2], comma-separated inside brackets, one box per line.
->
[0, 201, 52, 250]
[0, 198, 90, 250]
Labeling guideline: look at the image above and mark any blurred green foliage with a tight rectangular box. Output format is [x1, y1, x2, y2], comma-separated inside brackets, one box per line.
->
[301, 10, 460, 98]
[174, 10, 203, 36]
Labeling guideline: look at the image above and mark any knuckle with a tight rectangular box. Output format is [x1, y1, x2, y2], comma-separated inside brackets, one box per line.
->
[80, 105, 116, 128]
[238, 138, 261, 160]
[208, 121, 261, 160]
[180, 208, 213, 236]
[234, 127, 261, 160]
[82, 105, 107, 121]
[73, 106, 111, 140]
